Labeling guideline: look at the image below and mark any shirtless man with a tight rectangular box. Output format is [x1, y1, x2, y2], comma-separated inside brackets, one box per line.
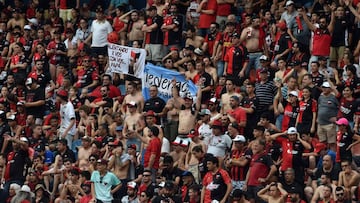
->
[120, 10, 145, 46]
[184, 26, 203, 48]
[203, 56, 217, 83]
[338, 160, 360, 189]
[56, 169, 85, 203]
[77, 136, 92, 171]
[257, 182, 288, 203]
[162, 81, 185, 142]
[185, 129, 206, 184]
[121, 82, 144, 115]
[177, 89, 201, 140]
[7, 9, 25, 31]
[108, 141, 131, 180]
[221, 79, 242, 113]
[239, 15, 267, 77]
[122, 101, 144, 150]
[169, 141, 187, 170]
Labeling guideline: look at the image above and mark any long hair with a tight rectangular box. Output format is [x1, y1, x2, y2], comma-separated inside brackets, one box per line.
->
[10, 191, 32, 203]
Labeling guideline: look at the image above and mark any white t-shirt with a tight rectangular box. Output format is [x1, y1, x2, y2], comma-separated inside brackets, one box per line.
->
[198, 123, 212, 143]
[60, 101, 76, 135]
[207, 134, 232, 157]
[90, 20, 113, 47]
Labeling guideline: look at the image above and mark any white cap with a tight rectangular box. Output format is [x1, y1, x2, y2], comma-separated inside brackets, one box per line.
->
[158, 181, 165, 187]
[24, 25, 31, 30]
[25, 77, 33, 85]
[20, 185, 31, 193]
[127, 181, 137, 189]
[286, 0, 294, 6]
[28, 18, 38, 26]
[20, 137, 29, 142]
[233, 135, 246, 142]
[322, 82, 331, 88]
[287, 127, 298, 134]
[194, 48, 203, 56]
[289, 90, 298, 97]
[259, 55, 269, 61]
[199, 109, 211, 115]
[209, 97, 217, 103]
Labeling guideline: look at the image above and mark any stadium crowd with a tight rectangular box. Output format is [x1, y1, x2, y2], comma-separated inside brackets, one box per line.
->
[1, 0, 360, 202]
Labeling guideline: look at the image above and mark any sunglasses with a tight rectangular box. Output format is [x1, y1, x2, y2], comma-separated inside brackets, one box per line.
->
[143, 174, 151, 177]
[89, 158, 96, 162]
[336, 192, 344, 196]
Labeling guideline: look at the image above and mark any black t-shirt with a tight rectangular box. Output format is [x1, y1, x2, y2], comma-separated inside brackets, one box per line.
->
[199, 153, 214, 181]
[314, 166, 339, 181]
[25, 87, 45, 118]
[331, 18, 349, 47]
[144, 97, 166, 114]
[338, 132, 353, 162]
[161, 167, 184, 183]
[54, 148, 76, 163]
[149, 15, 163, 44]
[10, 149, 28, 181]
[199, 72, 214, 103]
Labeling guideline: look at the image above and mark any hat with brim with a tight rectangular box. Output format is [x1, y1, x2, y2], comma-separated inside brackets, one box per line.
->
[314, 143, 327, 154]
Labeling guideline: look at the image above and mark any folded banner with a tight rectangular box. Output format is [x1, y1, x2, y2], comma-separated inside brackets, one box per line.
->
[142, 63, 198, 102]
[107, 43, 146, 78]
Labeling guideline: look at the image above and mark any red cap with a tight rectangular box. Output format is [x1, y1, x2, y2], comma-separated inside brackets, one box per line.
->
[277, 21, 287, 30]
[108, 140, 120, 146]
[187, 129, 199, 138]
[314, 143, 327, 154]
[212, 120, 222, 127]
[57, 89, 68, 97]
[145, 110, 156, 117]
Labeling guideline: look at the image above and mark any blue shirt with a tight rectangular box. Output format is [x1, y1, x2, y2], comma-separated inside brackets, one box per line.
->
[91, 171, 121, 202]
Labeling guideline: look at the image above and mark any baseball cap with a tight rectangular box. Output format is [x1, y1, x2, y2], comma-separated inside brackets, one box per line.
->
[194, 48, 204, 56]
[97, 159, 108, 165]
[287, 127, 298, 134]
[336, 118, 349, 126]
[164, 181, 174, 189]
[127, 181, 137, 189]
[24, 25, 31, 30]
[17, 101, 25, 106]
[289, 90, 298, 97]
[314, 142, 327, 153]
[57, 89, 68, 97]
[233, 135, 246, 142]
[108, 140, 120, 146]
[199, 109, 211, 116]
[35, 144, 45, 152]
[211, 120, 222, 129]
[322, 82, 331, 88]
[276, 21, 287, 30]
[286, 0, 294, 6]
[116, 126, 124, 131]
[209, 97, 217, 104]
[232, 32, 240, 38]
[127, 144, 137, 150]
[184, 45, 195, 51]
[58, 138, 68, 145]
[259, 55, 269, 61]
[147, 6, 157, 11]
[145, 110, 156, 117]
[187, 129, 199, 138]
[182, 171, 194, 177]
[230, 95, 240, 103]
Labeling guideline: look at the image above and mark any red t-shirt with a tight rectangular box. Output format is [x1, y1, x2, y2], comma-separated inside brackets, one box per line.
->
[247, 151, 272, 186]
[226, 107, 247, 134]
[90, 85, 121, 99]
[216, 3, 231, 16]
[144, 137, 162, 169]
[113, 17, 125, 33]
[312, 28, 331, 56]
[198, 0, 217, 29]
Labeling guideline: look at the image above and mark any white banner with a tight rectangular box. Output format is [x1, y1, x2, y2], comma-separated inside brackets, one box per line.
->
[107, 43, 146, 78]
